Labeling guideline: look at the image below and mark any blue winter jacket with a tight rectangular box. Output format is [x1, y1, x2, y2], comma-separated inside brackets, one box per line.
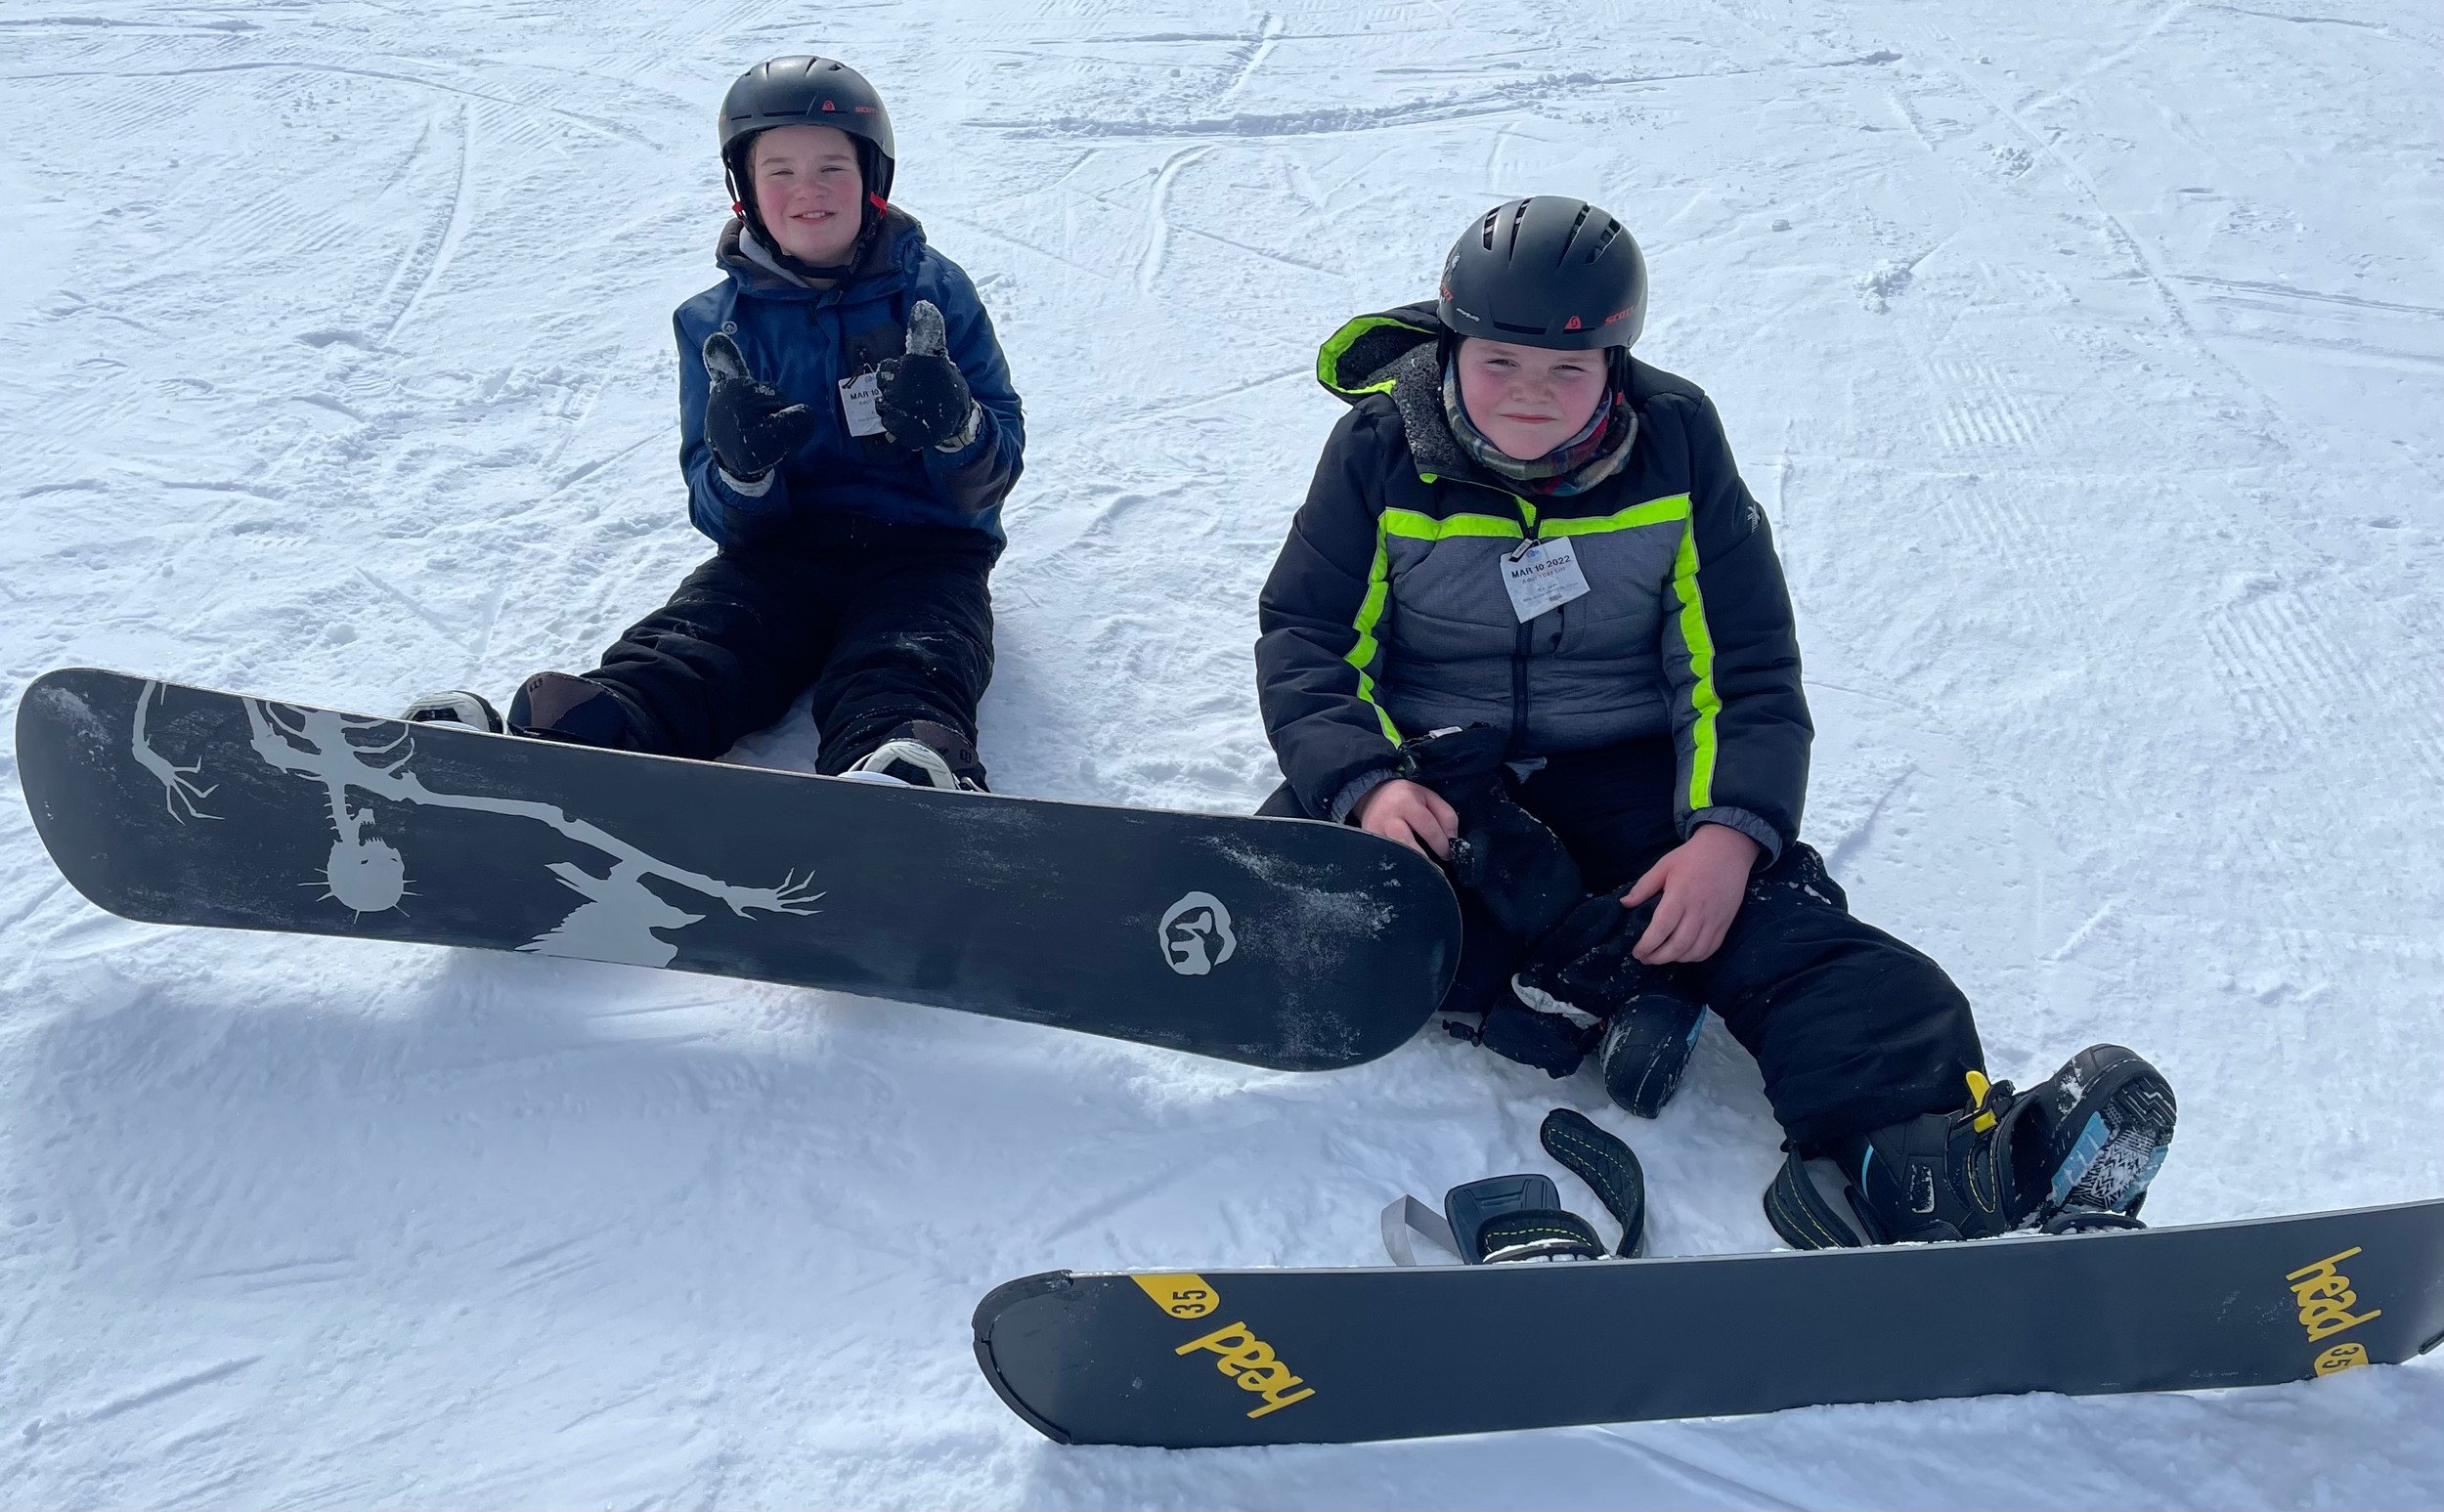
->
[673, 209, 1025, 546]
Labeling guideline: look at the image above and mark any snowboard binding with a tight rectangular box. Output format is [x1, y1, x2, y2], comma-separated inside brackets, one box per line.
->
[1383, 1108, 1646, 1265]
[402, 689, 504, 734]
[1767, 1044, 2177, 1249]
[405, 675, 659, 753]
[841, 719, 986, 792]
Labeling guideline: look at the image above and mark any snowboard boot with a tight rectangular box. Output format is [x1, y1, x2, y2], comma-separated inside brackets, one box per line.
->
[1765, 1044, 2176, 1249]
[1596, 991, 1707, 1119]
[506, 671, 652, 752]
[839, 720, 985, 792]
[402, 689, 503, 733]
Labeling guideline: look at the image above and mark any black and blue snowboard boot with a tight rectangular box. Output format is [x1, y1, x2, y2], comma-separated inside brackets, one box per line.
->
[1765, 1044, 2176, 1249]
[1595, 991, 1707, 1119]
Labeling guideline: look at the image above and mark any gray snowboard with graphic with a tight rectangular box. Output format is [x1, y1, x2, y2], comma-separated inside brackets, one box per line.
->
[16, 668, 1460, 1070]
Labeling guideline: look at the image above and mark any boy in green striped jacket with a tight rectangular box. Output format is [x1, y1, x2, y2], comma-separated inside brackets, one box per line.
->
[1253, 196, 2175, 1250]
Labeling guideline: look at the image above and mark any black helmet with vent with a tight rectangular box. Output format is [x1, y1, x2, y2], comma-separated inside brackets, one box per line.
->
[1437, 196, 1647, 350]
[718, 56, 897, 219]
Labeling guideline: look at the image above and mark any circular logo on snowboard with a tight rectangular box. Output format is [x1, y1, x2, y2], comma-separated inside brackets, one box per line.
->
[2315, 1342, 2370, 1377]
[1159, 891, 1237, 976]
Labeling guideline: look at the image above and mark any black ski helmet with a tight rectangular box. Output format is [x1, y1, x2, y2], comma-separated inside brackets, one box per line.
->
[1438, 196, 1647, 350]
[719, 56, 897, 221]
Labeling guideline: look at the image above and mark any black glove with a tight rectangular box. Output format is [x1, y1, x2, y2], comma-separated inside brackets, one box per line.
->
[876, 299, 978, 451]
[701, 331, 818, 484]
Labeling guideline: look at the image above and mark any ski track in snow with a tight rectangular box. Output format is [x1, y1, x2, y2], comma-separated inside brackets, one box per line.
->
[2, 0, 2441, 1505]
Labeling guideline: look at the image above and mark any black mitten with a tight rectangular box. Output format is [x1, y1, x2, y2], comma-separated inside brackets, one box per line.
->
[1511, 888, 1709, 1116]
[1513, 886, 1700, 1021]
[876, 299, 978, 450]
[701, 331, 818, 483]
[1400, 725, 1582, 941]
[1448, 799, 1584, 941]
[1448, 995, 1602, 1078]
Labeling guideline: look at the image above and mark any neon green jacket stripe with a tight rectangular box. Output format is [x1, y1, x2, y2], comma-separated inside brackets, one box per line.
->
[1380, 507, 1523, 541]
[1386, 493, 1694, 540]
[1344, 520, 1402, 744]
[1670, 519, 1722, 811]
[1541, 494, 1691, 536]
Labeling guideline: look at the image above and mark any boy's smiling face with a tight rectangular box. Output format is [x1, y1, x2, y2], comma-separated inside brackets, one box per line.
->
[1454, 337, 1609, 461]
[750, 124, 864, 265]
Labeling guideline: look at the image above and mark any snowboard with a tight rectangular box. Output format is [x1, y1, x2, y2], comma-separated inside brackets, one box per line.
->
[972, 1197, 2444, 1446]
[14, 668, 1460, 1070]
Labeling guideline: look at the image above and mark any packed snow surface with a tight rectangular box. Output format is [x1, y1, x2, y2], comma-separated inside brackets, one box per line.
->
[4, 0, 2442, 1505]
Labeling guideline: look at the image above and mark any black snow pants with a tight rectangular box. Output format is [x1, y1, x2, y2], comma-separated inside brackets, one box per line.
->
[1262, 737, 1985, 1148]
[585, 515, 997, 780]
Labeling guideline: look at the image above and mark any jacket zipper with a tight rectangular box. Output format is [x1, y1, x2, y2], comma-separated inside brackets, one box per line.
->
[1428, 472, 1542, 755]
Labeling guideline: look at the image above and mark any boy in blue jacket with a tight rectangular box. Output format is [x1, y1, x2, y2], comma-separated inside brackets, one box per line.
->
[415, 57, 1023, 790]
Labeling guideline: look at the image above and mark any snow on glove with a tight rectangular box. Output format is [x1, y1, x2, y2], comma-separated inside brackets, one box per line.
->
[701, 331, 818, 487]
[1455, 888, 1702, 1081]
[1514, 887, 1701, 1023]
[876, 299, 981, 452]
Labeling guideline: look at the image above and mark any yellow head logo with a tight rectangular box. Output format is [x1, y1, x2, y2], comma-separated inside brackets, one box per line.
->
[2287, 1247, 2382, 1345]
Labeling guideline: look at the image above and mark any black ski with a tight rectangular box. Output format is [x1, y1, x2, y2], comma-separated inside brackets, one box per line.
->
[973, 1198, 2444, 1446]
[16, 668, 1459, 1070]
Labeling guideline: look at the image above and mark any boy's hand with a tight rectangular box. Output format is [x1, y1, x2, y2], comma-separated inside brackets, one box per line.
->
[1352, 777, 1459, 859]
[1622, 823, 1762, 964]
[702, 331, 817, 483]
[877, 300, 980, 451]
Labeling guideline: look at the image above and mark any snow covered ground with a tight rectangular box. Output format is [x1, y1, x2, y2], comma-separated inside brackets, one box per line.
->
[4, 0, 2442, 1503]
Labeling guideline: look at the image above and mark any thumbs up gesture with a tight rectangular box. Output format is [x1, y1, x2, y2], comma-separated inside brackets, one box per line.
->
[876, 299, 981, 452]
[701, 331, 819, 485]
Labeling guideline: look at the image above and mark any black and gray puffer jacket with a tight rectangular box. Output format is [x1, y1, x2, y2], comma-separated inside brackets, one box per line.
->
[1254, 303, 1812, 859]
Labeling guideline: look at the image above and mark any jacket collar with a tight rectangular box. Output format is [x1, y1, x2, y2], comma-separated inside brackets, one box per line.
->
[716, 205, 926, 300]
[1314, 303, 1471, 475]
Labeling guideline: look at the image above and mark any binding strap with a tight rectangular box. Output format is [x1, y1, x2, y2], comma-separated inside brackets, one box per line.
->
[1443, 1174, 1606, 1264]
[1539, 1108, 1646, 1258]
[1762, 1147, 1875, 1251]
[1381, 1111, 1652, 1265]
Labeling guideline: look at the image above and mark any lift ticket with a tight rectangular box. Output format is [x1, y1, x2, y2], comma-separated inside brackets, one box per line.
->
[1501, 537, 1591, 621]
